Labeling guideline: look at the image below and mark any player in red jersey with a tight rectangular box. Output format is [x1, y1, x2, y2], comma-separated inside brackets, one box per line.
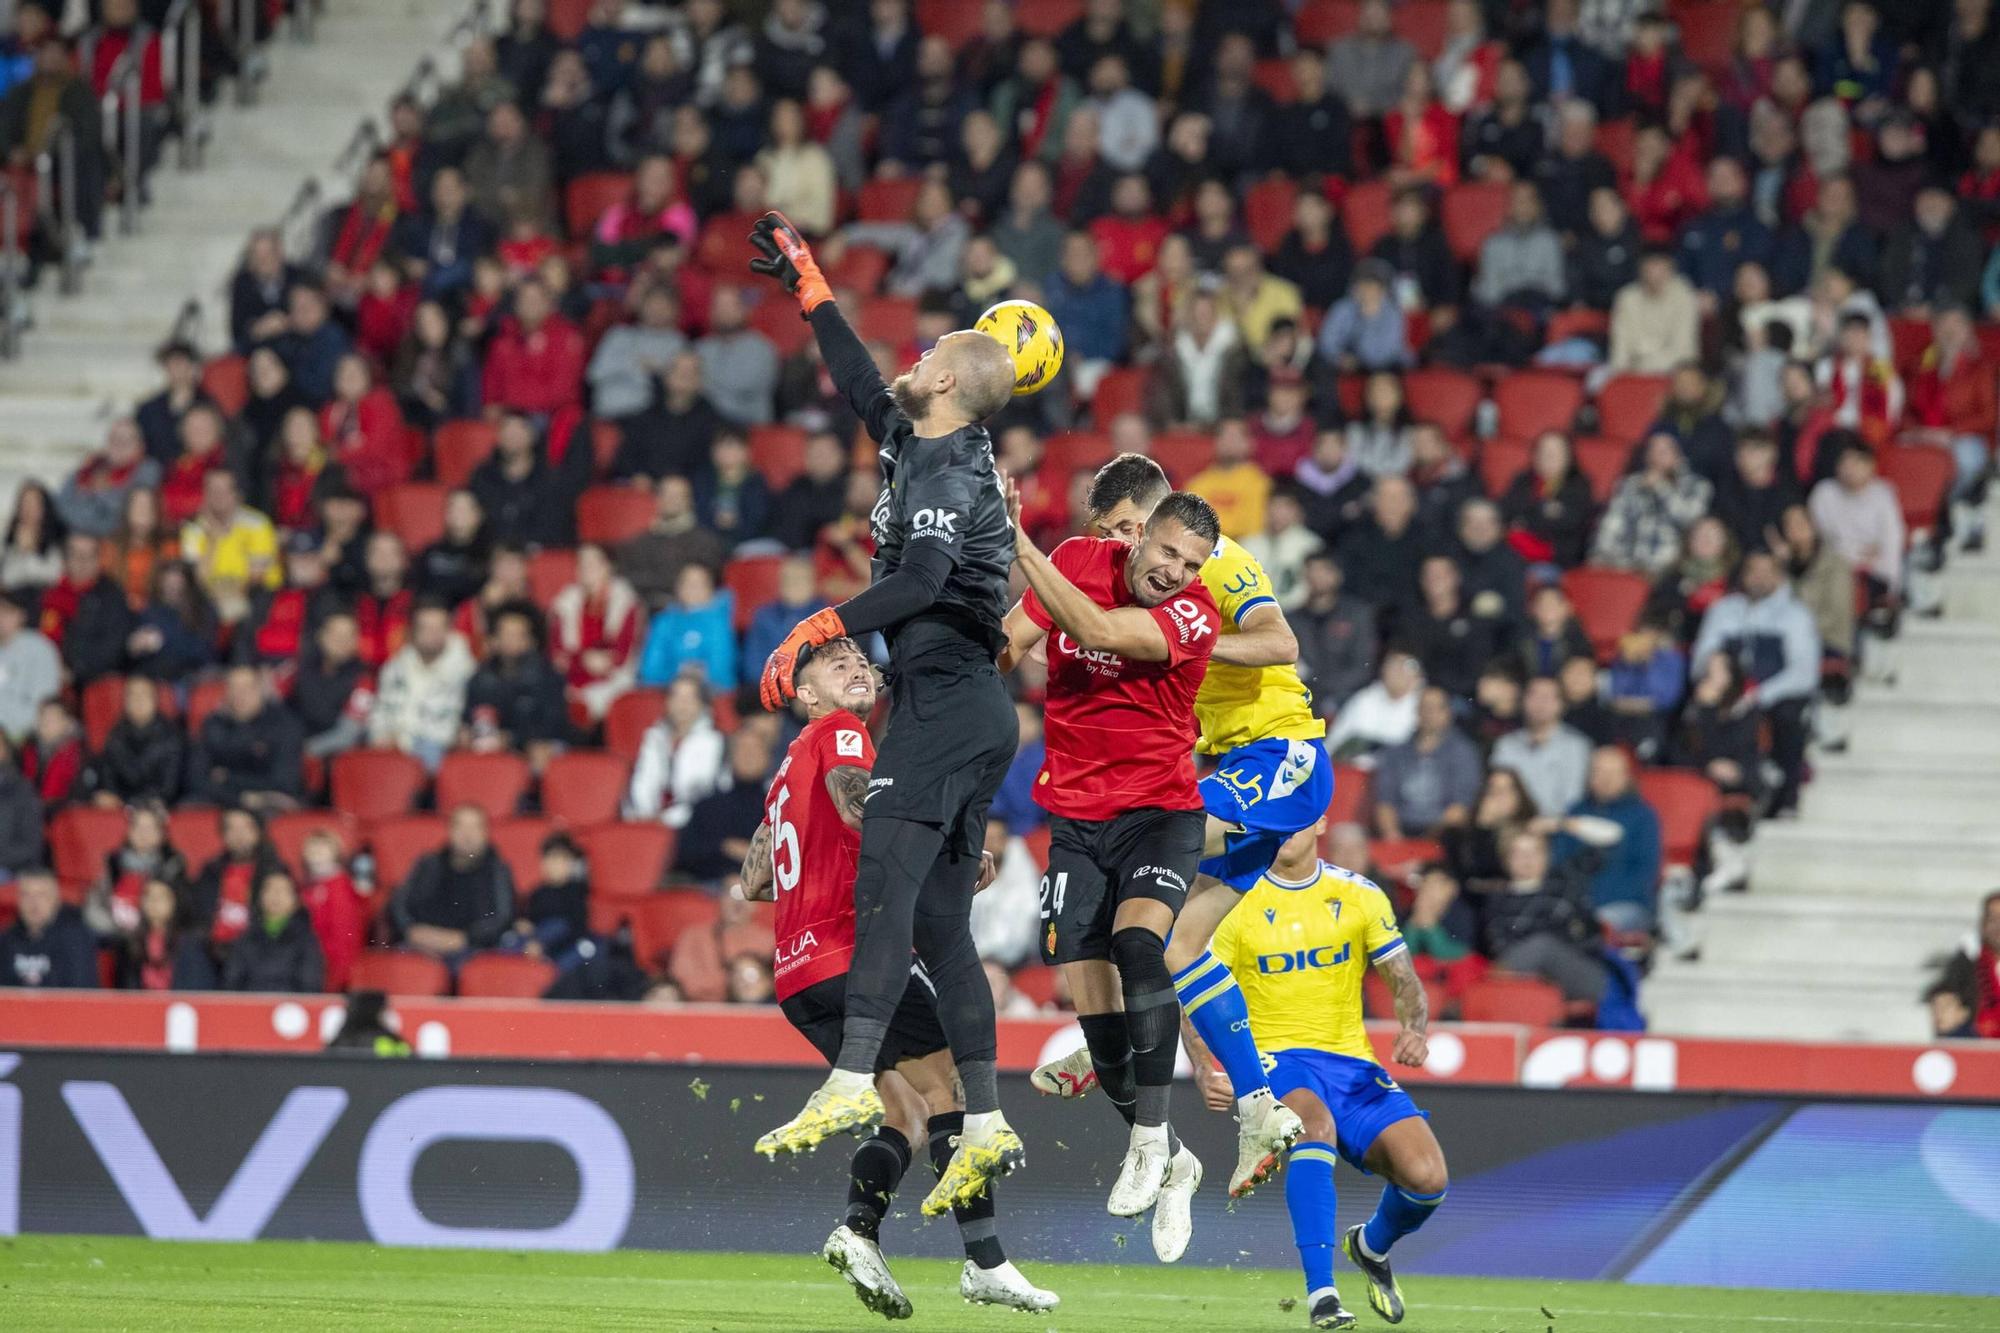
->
[995, 482, 1222, 1263]
[740, 638, 1056, 1320]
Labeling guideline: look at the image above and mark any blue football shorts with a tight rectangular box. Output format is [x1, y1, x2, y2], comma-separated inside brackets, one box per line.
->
[1197, 737, 1334, 891]
[1266, 1048, 1428, 1173]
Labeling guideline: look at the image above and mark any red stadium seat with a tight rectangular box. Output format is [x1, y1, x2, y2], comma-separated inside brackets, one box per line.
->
[1441, 182, 1508, 264]
[1341, 180, 1393, 255]
[545, 0, 590, 41]
[50, 805, 127, 898]
[1595, 118, 1636, 176]
[330, 748, 427, 825]
[1042, 431, 1116, 481]
[1015, 0, 1085, 36]
[80, 674, 130, 752]
[1562, 567, 1652, 659]
[375, 482, 448, 553]
[491, 815, 556, 890]
[588, 419, 622, 476]
[563, 170, 632, 239]
[1251, 57, 1296, 103]
[695, 209, 758, 272]
[1634, 767, 1722, 868]
[605, 688, 667, 763]
[1150, 430, 1216, 486]
[1011, 964, 1057, 1010]
[349, 948, 451, 997]
[1545, 307, 1610, 348]
[856, 295, 919, 348]
[1493, 371, 1584, 442]
[368, 815, 448, 892]
[576, 485, 657, 544]
[267, 809, 361, 875]
[201, 354, 249, 417]
[1477, 437, 1532, 497]
[167, 807, 223, 875]
[1671, 0, 1740, 69]
[1090, 367, 1149, 424]
[915, 0, 985, 48]
[1244, 176, 1298, 254]
[1460, 974, 1566, 1025]
[540, 750, 630, 829]
[183, 678, 227, 737]
[457, 952, 558, 999]
[1323, 763, 1370, 829]
[856, 178, 921, 222]
[1402, 367, 1484, 439]
[433, 420, 499, 488]
[435, 750, 532, 819]
[1370, 838, 1444, 875]
[623, 889, 720, 971]
[527, 547, 578, 609]
[748, 424, 810, 491]
[724, 554, 787, 631]
[577, 822, 673, 897]
[746, 291, 814, 356]
[1391, 0, 1451, 56]
[1573, 435, 1628, 504]
[1595, 373, 1671, 445]
[1296, 0, 1361, 45]
[822, 244, 891, 296]
[1880, 443, 1955, 534]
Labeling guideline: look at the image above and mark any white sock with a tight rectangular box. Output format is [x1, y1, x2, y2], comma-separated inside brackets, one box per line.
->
[1130, 1122, 1168, 1150]
[825, 1068, 871, 1097]
[963, 1109, 1001, 1139]
[1308, 1285, 1339, 1307]
[1237, 1087, 1273, 1116]
[1355, 1229, 1387, 1262]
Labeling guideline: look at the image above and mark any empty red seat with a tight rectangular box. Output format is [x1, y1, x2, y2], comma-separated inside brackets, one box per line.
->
[1043, 431, 1115, 481]
[821, 244, 890, 295]
[1015, 0, 1085, 36]
[856, 177, 920, 222]
[1595, 374, 1670, 445]
[623, 888, 721, 971]
[914, 0, 985, 47]
[1493, 371, 1584, 442]
[1477, 437, 1533, 497]
[331, 748, 427, 825]
[183, 678, 226, 738]
[1573, 435, 1628, 503]
[1297, 0, 1362, 45]
[540, 750, 630, 829]
[167, 807, 223, 874]
[80, 674, 131, 752]
[1441, 182, 1509, 264]
[563, 170, 632, 239]
[375, 482, 447, 553]
[1369, 838, 1444, 876]
[1324, 763, 1370, 828]
[1244, 176, 1298, 253]
[748, 424, 809, 489]
[433, 420, 499, 488]
[457, 952, 558, 999]
[1402, 367, 1484, 439]
[576, 485, 657, 544]
[1010, 964, 1057, 1010]
[723, 554, 787, 632]
[368, 814, 448, 892]
[1879, 443, 1956, 534]
[856, 295, 918, 348]
[1392, 0, 1451, 56]
[201, 354, 249, 416]
[267, 809, 361, 875]
[1150, 430, 1216, 486]
[490, 815, 556, 890]
[1545, 307, 1610, 347]
[349, 948, 451, 997]
[1670, 0, 1738, 67]
[527, 547, 579, 609]
[1634, 767, 1722, 868]
[1563, 567, 1652, 659]
[605, 688, 667, 763]
[746, 292, 814, 356]
[1460, 974, 1567, 1025]
[50, 806, 128, 897]
[435, 751, 532, 819]
[1090, 367, 1148, 424]
[546, 0, 590, 41]
[577, 822, 673, 897]
[1342, 179, 1393, 255]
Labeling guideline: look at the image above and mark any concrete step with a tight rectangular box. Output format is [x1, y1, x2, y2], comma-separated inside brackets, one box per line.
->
[1691, 893, 1969, 968]
[1744, 823, 2000, 897]
[1802, 766, 2000, 824]
[1642, 958, 1932, 1040]
[1841, 697, 2000, 756]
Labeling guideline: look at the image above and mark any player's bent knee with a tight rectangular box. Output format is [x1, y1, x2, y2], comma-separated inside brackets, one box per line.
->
[1396, 1151, 1449, 1198]
[1280, 1091, 1336, 1143]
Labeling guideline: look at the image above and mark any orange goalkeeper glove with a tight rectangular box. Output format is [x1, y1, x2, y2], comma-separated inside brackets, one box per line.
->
[759, 607, 847, 711]
[747, 211, 833, 315]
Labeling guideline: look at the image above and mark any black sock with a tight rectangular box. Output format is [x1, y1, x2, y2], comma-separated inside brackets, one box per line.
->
[844, 1126, 912, 1242]
[1078, 1011, 1138, 1127]
[928, 1112, 1006, 1269]
[1110, 926, 1179, 1053]
[1132, 1029, 1180, 1129]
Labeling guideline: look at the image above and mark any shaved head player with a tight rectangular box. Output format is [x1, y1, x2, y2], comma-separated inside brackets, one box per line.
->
[746, 212, 1028, 1216]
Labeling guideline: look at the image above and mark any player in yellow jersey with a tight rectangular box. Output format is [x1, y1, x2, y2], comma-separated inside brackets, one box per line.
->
[1030, 453, 1325, 1199]
[1212, 819, 1448, 1329]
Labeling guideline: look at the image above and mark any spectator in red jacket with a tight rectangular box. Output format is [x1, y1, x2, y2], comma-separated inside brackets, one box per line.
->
[20, 699, 83, 806]
[320, 355, 413, 498]
[324, 157, 401, 310]
[158, 406, 231, 528]
[1907, 306, 1997, 548]
[299, 829, 365, 992]
[481, 276, 586, 418]
[548, 542, 642, 720]
[1384, 62, 1459, 190]
[353, 531, 415, 669]
[1088, 173, 1170, 284]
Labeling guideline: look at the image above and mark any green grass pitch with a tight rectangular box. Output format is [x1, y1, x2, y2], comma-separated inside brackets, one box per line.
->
[3, 1236, 1997, 1331]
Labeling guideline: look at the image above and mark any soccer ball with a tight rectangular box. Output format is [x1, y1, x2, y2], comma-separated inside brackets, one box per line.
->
[976, 299, 1065, 397]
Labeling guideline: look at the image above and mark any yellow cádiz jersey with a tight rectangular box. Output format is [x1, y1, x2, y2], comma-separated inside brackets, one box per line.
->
[1195, 537, 1322, 755]
[1208, 861, 1405, 1063]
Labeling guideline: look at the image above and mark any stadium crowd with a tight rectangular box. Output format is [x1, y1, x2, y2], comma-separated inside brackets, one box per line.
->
[0, 0, 1993, 1032]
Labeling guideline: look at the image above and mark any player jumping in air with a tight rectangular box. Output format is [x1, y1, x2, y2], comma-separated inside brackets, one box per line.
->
[1033, 454, 1326, 1198]
[745, 213, 1028, 1216]
[740, 640, 1056, 1319]
[995, 478, 1222, 1262]
[1212, 819, 1449, 1328]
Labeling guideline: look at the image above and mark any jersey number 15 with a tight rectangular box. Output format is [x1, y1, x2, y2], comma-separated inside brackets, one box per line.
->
[766, 785, 801, 894]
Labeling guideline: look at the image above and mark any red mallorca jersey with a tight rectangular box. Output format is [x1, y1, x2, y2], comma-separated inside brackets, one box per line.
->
[1023, 537, 1218, 821]
[767, 708, 876, 1000]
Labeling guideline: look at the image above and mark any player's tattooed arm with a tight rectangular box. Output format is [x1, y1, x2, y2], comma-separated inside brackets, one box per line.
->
[739, 822, 777, 901]
[825, 764, 871, 831]
[1378, 949, 1430, 1068]
[1210, 601, 1300, 669]
[1182, 1014, 1235, 1114]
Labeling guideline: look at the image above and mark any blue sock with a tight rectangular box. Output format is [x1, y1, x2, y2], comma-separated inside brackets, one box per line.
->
[1173, 950, 1268, 1096]
[1361, 1183, 1447, 1258]
[1285, 1141, 1340, 1296]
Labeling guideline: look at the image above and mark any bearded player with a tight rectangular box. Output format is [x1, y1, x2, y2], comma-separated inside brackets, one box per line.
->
[1210, 819, 1448, 1329]
[994, 479, 1221, 1262]
[746, 212, 1027, 1216]
[1033, 453, 1327, 1198]
[741, 639, 1057, 1319]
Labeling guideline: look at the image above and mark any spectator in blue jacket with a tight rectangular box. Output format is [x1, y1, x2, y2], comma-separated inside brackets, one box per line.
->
[639, 563, 738, 689]
[1677, 159, 1774, 306]
[1317, 259, 1410, 371]
[740, 555, 826, 686]
[1557, 746, 1662, 932]
[1042, 230, 1130, 384]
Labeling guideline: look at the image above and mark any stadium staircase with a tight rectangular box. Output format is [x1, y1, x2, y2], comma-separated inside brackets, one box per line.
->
[0, 0, 465, 506]
[1644, 517, 2000, 1041]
